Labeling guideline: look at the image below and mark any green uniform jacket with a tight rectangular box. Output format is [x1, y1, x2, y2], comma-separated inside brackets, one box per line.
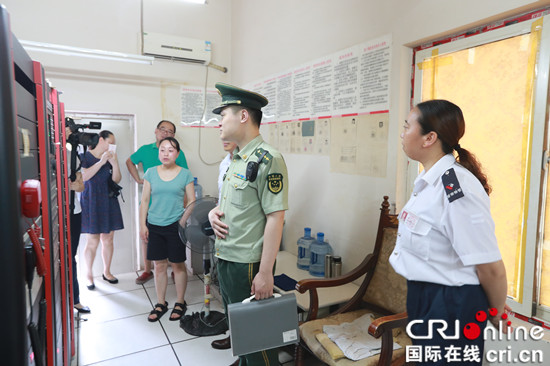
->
[215, 135, 289, 263]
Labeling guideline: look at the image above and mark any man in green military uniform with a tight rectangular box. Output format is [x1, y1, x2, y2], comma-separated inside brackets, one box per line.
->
[208, 83, 289, 366]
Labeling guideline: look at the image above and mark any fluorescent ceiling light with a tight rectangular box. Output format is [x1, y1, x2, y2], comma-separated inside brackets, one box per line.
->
[20, 40, 154, 65]
[181, 0, 206, 4]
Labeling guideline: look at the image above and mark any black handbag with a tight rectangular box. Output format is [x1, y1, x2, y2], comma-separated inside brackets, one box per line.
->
[108, 177, 124, 201]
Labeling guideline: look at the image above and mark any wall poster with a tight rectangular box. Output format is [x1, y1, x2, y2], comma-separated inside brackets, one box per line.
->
[181, 34, 392, 176]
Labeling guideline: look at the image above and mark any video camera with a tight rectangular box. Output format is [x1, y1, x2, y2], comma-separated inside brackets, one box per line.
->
[65, 116, 102, 188]
[65, 117, 101, 147]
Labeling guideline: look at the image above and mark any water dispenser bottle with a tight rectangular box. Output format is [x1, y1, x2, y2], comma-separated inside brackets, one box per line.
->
[297, 227, 315, 270]
[194, 177, 203, 200]
[309, 232, 333, 277]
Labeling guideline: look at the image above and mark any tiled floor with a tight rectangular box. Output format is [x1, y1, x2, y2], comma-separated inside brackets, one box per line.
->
[71, 271, 301, 366]
[69, 269, 550, 366]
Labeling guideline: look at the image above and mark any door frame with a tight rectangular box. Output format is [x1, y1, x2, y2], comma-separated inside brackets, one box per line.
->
[65, 111, 140, 273]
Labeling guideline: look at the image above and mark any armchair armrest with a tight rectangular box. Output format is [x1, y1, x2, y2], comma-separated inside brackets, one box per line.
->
[368, 312, 408, 366]
[296, 253, 374, 293]
[295, 253, 376, 321]
[368, 311, 408, 338]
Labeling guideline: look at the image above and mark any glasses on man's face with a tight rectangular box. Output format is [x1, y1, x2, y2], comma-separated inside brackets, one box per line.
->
[158, 127, 175, 135]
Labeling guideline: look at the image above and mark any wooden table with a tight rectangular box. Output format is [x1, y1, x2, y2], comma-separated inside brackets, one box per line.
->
[274, 251, 359, 312]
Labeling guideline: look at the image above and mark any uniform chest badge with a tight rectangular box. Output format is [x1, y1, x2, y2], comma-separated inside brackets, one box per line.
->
[442, 168, 464, 202]
[400, 210, 419, 230]
[267, 173, 283, 194]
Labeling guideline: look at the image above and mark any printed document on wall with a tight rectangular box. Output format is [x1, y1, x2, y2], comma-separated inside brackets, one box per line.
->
[330, 113, 388, 177]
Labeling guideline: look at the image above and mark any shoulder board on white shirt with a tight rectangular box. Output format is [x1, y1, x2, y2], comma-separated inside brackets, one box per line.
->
[442, 168, 464, 202]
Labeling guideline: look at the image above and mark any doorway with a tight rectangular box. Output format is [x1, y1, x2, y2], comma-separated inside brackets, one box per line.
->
[66, 112, 138, 277]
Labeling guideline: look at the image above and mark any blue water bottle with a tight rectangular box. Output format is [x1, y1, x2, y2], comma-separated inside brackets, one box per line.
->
[297, 227, 315, 270]
[194, 177, 203, 200]
[309, 232, 333, 277]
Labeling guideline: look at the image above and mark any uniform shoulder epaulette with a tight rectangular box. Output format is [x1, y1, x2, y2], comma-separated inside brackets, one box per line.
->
[254, 148, 272, 163]
[442, 168, 464, 202]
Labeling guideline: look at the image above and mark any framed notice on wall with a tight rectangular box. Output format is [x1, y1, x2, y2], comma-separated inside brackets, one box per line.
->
[181, 34, 392, 177]
[244, 34, 391, 122]
[181, 87, 222, 127]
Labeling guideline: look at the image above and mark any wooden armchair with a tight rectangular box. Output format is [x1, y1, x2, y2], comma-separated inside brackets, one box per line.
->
[294, 196, 410, 366]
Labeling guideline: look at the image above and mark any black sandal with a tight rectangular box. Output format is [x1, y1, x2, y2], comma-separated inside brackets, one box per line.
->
[169, 301, 187, 321]
[148, 301, 168, 322]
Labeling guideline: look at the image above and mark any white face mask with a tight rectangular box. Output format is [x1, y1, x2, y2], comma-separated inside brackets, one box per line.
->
[108, 144, 117, 152]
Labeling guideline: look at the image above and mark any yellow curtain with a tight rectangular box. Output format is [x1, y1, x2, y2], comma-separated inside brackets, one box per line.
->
[418, 32, 539, 300]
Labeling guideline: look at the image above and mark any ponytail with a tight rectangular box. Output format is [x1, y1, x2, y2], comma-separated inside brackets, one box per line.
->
[454, 146, 491, 195]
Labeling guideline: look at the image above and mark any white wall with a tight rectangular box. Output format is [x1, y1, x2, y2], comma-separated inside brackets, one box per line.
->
[230, 0, 550, 273]
[4, 0, 550, 275]
[2, 0, 232, 196]
[1, 0, 233, 272]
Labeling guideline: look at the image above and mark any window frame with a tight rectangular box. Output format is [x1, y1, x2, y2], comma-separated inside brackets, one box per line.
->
[409, 16, 550, 318]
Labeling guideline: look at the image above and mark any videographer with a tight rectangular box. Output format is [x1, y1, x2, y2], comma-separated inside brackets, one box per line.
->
[65, 124, 91, 314]
[80, 130, 124, 290]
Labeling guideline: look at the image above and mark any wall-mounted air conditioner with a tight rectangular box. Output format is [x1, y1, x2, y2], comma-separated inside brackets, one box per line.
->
[143, 32, 211, 64]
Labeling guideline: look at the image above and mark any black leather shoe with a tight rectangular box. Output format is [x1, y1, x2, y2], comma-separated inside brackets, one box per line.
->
[102, 274, 119, 284]
[74, 305, 91, 314]
[87, 283, 95, 290]
[211, 336, 231, 350]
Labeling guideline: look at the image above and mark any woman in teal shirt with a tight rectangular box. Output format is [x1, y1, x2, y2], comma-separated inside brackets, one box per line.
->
[140, 137, 195, 322]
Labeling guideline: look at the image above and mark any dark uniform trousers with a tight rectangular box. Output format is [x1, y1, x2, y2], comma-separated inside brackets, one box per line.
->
[407, 280, 489, 366]
[218, 258, 279, 366]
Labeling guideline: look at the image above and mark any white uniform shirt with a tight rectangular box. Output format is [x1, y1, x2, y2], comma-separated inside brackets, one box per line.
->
[218, 153, 232, 200]
[390, 154, 502, 286]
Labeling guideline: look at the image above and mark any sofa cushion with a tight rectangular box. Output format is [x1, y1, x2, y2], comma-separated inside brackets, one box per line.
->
[299, 309, 410, 366]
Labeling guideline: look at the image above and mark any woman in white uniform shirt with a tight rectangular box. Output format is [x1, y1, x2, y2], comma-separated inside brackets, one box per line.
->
[217, 141, 237, 199]
[390, 100, 507, 365]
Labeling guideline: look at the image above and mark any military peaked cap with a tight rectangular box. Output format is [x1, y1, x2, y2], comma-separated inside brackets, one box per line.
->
[212, 82, 268, 114]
